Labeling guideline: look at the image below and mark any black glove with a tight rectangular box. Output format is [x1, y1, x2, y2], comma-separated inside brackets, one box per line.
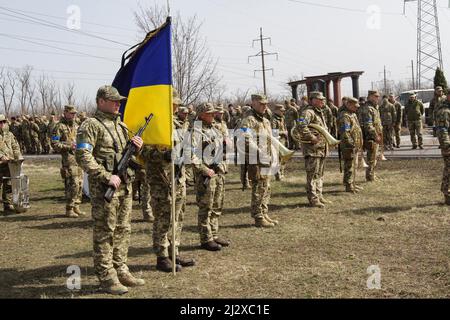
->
[163, 150, 172, 162]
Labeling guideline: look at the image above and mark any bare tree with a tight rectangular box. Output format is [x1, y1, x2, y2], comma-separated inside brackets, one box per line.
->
[134, 3, 221, 105]
[230, 88, 250, 106]
[0, 68, 16, 117]
[64, 82, 76, 105]
[37, 74, 50, 114]
[27, 84, 37, 115]
[15, 65, 33, 115]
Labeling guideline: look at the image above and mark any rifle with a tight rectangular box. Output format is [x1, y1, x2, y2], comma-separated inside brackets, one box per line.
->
[104, 113, 153, 202]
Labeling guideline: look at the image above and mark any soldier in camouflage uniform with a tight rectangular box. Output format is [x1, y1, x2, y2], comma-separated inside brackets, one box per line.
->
[404, 92, 425, 149]
[132, 166, 154, 222]
[327, 99, 339, 138]
[39, 115, 51, 154]
[240, 94, 278, 227]
[0, 114, 22, 215]
[389, 94, 402, 148]
[292, 91, 330, 208]
[233, 105, 251, 190]
[9, 117, 22, 153]
[20, 116, 31, 154]
[191, 103, 230, 251]
[187, 104, 197, 127]
[30, 117, 42, 154]
[52, 105, 85, 218]
[359, 90, 383, 181]
[435, 92, 450, 205]
[76, 85, 145, 295]
[271, 104, 288, 181]
[337, 98, 363, 193]
[430, 86, 445, 136]
[78, 111, 88, 124]
[177, 107, 195, 187]
[47, 113, 58, 154]
[285, 100, 299, 150]
[379, 96, 396, 151]
[141, 92, 195, 273]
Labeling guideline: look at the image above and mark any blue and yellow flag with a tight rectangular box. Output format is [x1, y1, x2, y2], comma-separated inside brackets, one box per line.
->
[112, 18, 173, 147]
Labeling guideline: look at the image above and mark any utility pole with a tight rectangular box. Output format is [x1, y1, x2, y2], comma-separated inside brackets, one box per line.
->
[379, 66, 391, 95]
[411, 59, 415, 89]
[248, 27, 278, 95]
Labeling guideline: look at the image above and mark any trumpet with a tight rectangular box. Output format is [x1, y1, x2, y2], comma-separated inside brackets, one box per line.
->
[291, 123, 340, 146]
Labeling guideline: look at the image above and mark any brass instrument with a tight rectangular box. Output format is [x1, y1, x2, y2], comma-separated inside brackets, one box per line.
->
[271, 135, 295, 162]
[291, 123, 340, 146]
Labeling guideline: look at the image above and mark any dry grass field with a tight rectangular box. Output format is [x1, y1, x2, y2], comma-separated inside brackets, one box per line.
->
[1, 157, 449, 298]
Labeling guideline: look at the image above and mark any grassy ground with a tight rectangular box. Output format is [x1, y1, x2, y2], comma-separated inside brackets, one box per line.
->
[1, 157, 449, 298]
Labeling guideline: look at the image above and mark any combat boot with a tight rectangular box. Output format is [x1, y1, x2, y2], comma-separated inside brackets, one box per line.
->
[213, 237, 231, 247]
[172, 256, 196, 267]
[66, 208, 79, 218]
[3, 204, 16, 215]
[345, 184, 357, 193]
[118, 272, 145, 287]
[319, 197, 332, 204]
[254, 217, 275, 228]
[100, 279, 128, 295]
[200, 240, 222, 251]
[156, 257, 181, 273]
[73, 206, 86, 217]
[263, 214, 279, 225]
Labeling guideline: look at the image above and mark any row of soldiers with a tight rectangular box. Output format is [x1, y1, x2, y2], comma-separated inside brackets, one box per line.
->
[4, 111, 88, 155]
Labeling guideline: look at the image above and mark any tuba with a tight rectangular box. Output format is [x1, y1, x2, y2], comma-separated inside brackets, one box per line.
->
[291, 123, 340, 146]
[5, 159, 30, 213]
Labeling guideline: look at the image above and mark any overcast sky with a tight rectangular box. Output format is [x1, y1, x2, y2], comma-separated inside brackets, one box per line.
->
[1, 0, 449, 103]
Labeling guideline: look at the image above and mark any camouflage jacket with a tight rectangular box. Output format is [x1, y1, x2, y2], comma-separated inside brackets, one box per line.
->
[293, 105, 328, 157]
[393, 101, 402, 124]
[75, 110, 131, 186]
[240, 108, 273, 166]
[358, 101, 382, 141]
[0, 128, 21, 160]
[379, 100, 396, 126]
[271, 114, 288, 144]
[404, 100, 424, 122]
[141, 116, 186, 185]
[191, 120, 227, 176]
[284, 105, 299, 129]
[432, 95, 446, 121]
[435, 101, 450, 153]
[9, 122, 22, 141]
[29, 121, 40, 138]
[337, 109, 363, 150]
[52, 117, 79, 167]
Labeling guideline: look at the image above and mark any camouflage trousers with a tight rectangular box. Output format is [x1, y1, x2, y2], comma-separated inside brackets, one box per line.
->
[133, 168, 152, 217]
[0, 164, 13, 209]
[275, 156, 286, 180]
[196, 173, 225, 244]
[90, 181, 132, 282]
[147, 166, 186, 258]
[383, 125, 394, 149]
[365, 140, 379, 181]
[408, 120, 423, 147]
[394, 123, 401, 147]
[61, 165, 83, 210]
[304, 156, 325, 204]
[41, 137, 51, 154]
[240, 164, 249, 187]
[30, 136, 41, 154]
[185, 164, 195, 185]
[342, 148, 356, 186]
[248, 165, 271, 219]
[441, 156, 450, 196]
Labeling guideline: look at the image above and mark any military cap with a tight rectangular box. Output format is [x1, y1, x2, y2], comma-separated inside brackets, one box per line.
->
[214, 104, 224, 113]
[64, 105, 77, 113]
[242, 105, 252, 113]
[409, 92, 417, 97]
[79, 111, 87, 117]
[196, 102, 215, 114]
[50, 111, 56, 116]
[251, 93, 268, 104]
[0, 114, 6, 122]
[309, 91, 326, 101]
[436, 86, 443, 91]
[96, 85, 127, 101]
[274, 104, 286, 111]
[368, 90, 380, 97]
[178, 106, 189, 113]
[347, 97, 360, 107]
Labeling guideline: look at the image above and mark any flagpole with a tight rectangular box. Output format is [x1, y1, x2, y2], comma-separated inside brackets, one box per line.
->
[171, 146, 177, 275]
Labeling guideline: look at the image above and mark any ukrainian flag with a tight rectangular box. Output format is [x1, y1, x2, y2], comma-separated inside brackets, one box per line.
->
[112, 18, 173, 147]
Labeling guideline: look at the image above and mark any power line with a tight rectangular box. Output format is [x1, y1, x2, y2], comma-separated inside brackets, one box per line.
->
[0, 46, 117, 61]
[287, 0, 403, 15]
[0, 65, 114, 76]
[0, 5, 136, 32]
[0, 6, 132, 47]
[0, 33, 117, 62]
